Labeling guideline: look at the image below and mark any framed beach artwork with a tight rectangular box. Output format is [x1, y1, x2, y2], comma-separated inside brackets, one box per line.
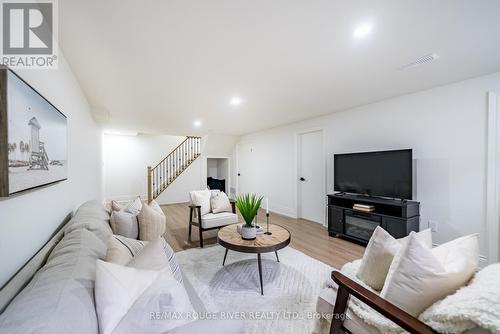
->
[0, 66, 67, 197]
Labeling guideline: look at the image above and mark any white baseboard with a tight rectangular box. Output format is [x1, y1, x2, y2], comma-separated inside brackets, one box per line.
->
[156, 200, 189, 206]
[269, 204, 297, 218]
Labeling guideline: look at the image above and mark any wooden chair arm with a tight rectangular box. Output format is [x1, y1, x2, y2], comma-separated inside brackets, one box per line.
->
[330, 271, 436, 334]
[229, 199, 236, 214]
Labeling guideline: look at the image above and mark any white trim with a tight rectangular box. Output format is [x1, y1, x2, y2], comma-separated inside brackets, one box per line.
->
[486, 91, 500, 263]
[295, 128, 327, 226]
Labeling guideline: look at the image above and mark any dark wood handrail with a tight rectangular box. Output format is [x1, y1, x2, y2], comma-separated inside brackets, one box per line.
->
[330, 271, 437, 334]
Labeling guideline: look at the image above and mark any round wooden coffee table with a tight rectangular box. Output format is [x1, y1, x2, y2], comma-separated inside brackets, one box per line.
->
[217, 224, 291, 295]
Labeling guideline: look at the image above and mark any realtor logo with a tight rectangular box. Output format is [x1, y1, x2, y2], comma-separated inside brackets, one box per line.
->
[1, 0, 58, 69]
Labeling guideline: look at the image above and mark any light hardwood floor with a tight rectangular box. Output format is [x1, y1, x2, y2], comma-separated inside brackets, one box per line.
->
[161, 203, 365, 269]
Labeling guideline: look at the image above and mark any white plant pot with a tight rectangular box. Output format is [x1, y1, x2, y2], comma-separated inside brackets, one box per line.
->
[241, 225, 257, 240]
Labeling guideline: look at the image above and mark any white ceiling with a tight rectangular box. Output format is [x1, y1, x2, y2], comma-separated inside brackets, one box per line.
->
[59, 0, 500, 136]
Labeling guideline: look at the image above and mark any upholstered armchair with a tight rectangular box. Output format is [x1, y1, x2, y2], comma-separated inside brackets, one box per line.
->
[188, 190, 238, 248]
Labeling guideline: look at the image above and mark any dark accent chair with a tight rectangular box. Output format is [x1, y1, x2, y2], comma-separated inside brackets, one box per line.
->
[329, 271, 437, 334]
[188, 199, 237, 248]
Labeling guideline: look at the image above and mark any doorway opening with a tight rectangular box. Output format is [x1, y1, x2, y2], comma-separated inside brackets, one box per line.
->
[206, 157, 230, 193]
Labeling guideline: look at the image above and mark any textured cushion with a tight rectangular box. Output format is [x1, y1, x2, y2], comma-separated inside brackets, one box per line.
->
[210, 191, 232, 213]
[0, 228, 107, 334]
[110, 211, 139, 239]
[138, 204, 166, 241]
[356, 226, 432, 290]
[114, 235, 183, 284]
[111, 200, 124, 212]
[124, 197, 142, 214]
[420, 263, 500, 333]
[105, 236, 133, 265]
[200, 212, 238, 229]
[127, 238, 169, 271]
[381, 233, 479, 316]
[190, 189, 212, 216]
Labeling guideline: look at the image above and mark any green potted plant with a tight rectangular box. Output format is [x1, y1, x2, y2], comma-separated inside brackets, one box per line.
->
[235, 193, 263, 240]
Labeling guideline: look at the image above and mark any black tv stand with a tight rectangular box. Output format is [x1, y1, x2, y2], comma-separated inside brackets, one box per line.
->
[327, 193, 420, 245]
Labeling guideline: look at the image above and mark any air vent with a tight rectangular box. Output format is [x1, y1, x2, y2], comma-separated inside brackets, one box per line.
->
[399, 53, 440, 70]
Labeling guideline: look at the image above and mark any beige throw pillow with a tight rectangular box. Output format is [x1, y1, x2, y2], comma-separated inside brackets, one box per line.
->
[381, 233, 479, 316]
[210, 191, 232, 213]
[111, 200, 124, 212]
[138, 204, 166, 241]
[127, 238, 169, 271]
[110, 211, 139, 239]
[105, 236, 133, 265]
[356, 226, 432, 290]
[149, 199, 163, 215]
[113, 235, 184, 285]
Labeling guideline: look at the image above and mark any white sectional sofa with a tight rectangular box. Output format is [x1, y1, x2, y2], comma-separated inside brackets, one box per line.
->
[0, 201, 243, 334]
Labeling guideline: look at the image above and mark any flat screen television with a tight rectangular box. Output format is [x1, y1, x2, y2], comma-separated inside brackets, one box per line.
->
[334, 149, 413, 200]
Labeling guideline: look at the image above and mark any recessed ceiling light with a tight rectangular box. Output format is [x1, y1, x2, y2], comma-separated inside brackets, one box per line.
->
[193, 120, 202, 128]
[229, 97, 242, 106]
[353, 22, 373, 39]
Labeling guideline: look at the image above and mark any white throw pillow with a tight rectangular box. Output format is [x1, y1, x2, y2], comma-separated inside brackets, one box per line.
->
[190, 189, 211, 216]
[125, 197, 143, 214]
[103, 269, 195, 334]
[356, 226, 432, 290]
[96, 238, 193, 334]
[210, 191, 232, 213]
[138, 204, 166, 241]
[110, 211, 139, 239]
[95, 260, 163, 334]
[380, 233, 479, 316]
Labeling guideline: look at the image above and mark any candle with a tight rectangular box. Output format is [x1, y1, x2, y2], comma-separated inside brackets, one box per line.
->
[266, 198, 269, 214]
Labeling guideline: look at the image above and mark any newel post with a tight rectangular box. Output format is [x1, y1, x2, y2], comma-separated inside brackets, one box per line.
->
[147, 166, 152, 203]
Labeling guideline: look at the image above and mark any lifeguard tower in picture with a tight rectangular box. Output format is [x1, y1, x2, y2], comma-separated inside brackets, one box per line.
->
[28, 117, 49, 170]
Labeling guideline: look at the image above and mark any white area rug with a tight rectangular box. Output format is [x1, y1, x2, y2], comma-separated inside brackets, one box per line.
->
[175, 245, 333, 334]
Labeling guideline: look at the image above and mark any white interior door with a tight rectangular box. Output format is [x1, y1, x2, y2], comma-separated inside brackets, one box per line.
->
[237, 142, 254, 195]
[298, 130, 324, 224]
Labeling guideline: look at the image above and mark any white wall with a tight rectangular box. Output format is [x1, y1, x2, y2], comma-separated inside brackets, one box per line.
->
[103, 133, 185, 201]
[237, 72, 500, 262]
[103, 133, 238, 204]
[0, 55, 103, 286]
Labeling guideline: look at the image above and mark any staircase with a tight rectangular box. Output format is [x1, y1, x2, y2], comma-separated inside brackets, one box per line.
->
[147, 136, 201, 203]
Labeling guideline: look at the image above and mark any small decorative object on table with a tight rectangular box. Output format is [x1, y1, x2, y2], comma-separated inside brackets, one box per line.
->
[264, 198, 272, 235]
[235, 193, 263, 240]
